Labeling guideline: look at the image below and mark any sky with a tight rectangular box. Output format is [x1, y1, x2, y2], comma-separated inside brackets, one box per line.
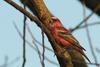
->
[0, 0, 100, 67]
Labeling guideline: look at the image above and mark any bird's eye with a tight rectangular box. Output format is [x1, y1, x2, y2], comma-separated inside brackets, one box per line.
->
[59, 32, 66, 35]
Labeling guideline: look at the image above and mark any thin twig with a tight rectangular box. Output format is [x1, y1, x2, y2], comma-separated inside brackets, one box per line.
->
[13, 23, 53, 65]
[95, 48, 100, 54]
[26, 24, 42, 65]
[82, 2, 98, 67]
[25, 23, 44, 65]
[0, 56, 20, 67]
[26, 24, 53, 52]
[41, 30, 45, 67]
[0, 56, 8, 67]
[13, 22, 58, 66]
[70, 12, 94, 32]
[71, 2, 100, 32]
[22, 6, 27, 67]
[13, 22, 33, 48]
[6, 0, 52, 53]
[4, 1, 52, 66]
[87, 63, 100, 66]
[4, 0, 38, 22]
[32, 38, 42, 65]
[70, 21, 100, 30]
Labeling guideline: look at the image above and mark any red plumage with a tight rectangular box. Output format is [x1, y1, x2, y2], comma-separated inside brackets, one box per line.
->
[49, 16, 90, 62]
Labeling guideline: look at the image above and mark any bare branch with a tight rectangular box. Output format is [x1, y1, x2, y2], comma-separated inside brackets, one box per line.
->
[22, 6, 26, 67]
[95, 48, 100, 54]
[71, 1, 100, 32]
[82, 2, 98, 67]
[0, 56, 19, 67]
[70, 21, 100, 30]
[13, 22, 58, 66]
[41, 30, 45, 67]
[70, 12, 94, 32]
[26, 24, 53, 52]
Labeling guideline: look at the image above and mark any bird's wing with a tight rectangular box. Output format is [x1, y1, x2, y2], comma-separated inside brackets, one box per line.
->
[57, 30, 91, 62]
[58, 31, 86, 51]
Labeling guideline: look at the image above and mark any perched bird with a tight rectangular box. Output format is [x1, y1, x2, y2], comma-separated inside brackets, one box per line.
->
[49, 16, 90, 62]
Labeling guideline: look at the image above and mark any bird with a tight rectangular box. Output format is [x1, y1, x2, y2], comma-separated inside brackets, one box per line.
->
[49, 16, 90, 62]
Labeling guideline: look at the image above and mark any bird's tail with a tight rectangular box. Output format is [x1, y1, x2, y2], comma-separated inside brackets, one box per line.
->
[75, 47, 91, 63]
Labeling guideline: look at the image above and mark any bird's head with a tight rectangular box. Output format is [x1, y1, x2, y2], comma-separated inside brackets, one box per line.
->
[50, 16, 63, 29]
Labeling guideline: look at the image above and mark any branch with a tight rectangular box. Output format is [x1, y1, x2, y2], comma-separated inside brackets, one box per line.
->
[82, 2, 98, 67]
[20, 0, 53, 25]
[71, 0, 100, 32]
[26, 24, 53, 52]
[87, 63, 100, 66]
[41, 30, 45, 67]
[70, 12, 94, 32]
[4, 0, 87, 67]
[70, 21, 100, 30]
[13, 22, 58, 66]
[22, 6, 26, 67]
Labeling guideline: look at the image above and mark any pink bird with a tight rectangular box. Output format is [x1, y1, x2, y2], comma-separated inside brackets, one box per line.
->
[49, 16, 90, 62]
